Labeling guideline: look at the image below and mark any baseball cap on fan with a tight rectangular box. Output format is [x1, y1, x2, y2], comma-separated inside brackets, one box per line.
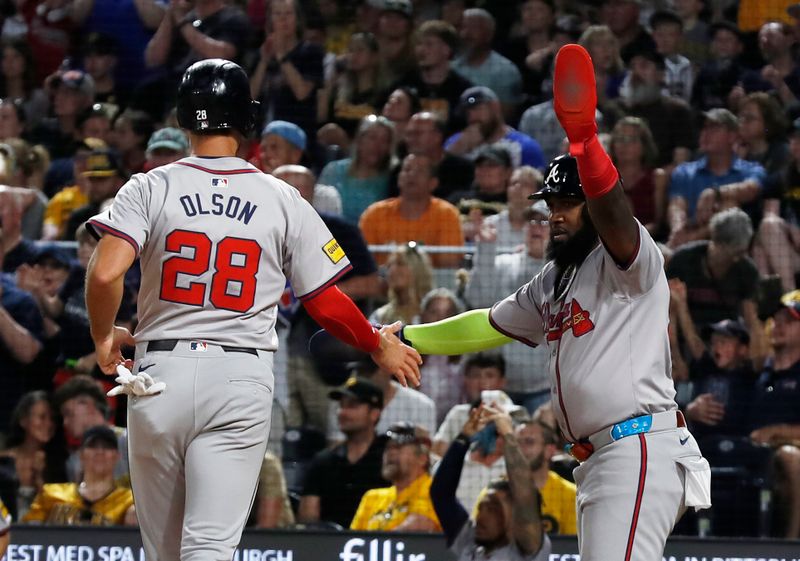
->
[474, 145, 512, 168]
[329, 376, 384, 408]
[50, 69, 95, 99]
[459, 86, 499, 110]
[147, 127, 189, 155]
[524, 199, 550, 220]
[702, 319, 750, 345]
[262, 120, 307, 151]
[82, 148, 122, 178]
[381, 0, 413, 18]
[81, 424, 118, 449]
[779, 290, 800, 320]
[385, 422, 431, 447]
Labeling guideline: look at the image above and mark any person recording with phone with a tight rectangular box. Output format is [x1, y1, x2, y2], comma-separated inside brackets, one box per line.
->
[441, 391, 528, 510]
[431, 403, 550, 561]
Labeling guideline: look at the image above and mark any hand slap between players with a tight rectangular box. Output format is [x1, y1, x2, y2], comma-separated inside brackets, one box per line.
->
[370, 321, 423, 388]
[94, 325, 135, 375]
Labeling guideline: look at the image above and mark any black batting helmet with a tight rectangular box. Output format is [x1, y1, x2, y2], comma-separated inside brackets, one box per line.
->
[530, 155, 585, 200]
[176, 59, 260, 137]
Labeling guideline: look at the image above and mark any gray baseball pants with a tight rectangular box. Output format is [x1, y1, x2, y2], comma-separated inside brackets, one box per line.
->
[128, 341, 274, 561]
[573, 426, 707, 561]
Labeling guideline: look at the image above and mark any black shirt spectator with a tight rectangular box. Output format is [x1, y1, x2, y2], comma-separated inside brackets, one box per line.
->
[749, 359, 800, 431]
[167, 7, 251, 74]
[0, 274, 44, 433]
[666, 240, 760, 328]
[688, 351, 757, 439]
[258, 42, 325, 140]
[58, 265, 134, 364]
[691, 22, 763, 111]
[394, 19, 474, 133]
[396, 71, 473, 134]
[2, 239, 39, 274]
[301, 435, 389, 527]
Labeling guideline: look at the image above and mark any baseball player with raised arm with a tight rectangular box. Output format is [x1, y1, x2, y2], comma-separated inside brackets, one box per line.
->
[84, 59, 421, 561]
[317, 45, 712, 560]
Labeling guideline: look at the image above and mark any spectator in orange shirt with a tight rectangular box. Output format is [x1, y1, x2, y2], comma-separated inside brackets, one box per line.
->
[359, 153, 464, 267]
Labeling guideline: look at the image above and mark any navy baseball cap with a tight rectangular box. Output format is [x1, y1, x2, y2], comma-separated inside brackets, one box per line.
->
[474, 145, 512, 168]
[703, 319, 750, 344]
[329, 376, 384, 408]
[459, 86, 499, 109]
[81, 425, 118, 449]
[262, 120, 307, 151]
[32, 244, 73, 268]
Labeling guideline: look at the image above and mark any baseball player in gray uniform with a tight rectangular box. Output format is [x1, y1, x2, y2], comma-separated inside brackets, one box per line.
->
[84, 59, 421, 561]
[369, 45, 712, 560]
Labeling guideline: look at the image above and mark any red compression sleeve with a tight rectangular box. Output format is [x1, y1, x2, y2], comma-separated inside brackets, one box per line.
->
[302, 285, 381, 354]
[575, 135, 619, 199]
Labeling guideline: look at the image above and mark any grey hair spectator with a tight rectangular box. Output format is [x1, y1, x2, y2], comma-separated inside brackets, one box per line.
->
[710, 208, 754, 252]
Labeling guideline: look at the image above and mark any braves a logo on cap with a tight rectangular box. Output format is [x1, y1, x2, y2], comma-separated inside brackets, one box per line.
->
[545, 163, 562, 184]
[211, 178, 228, 188]
[544, 298, 595, 341]
[189, 341, 208, 352]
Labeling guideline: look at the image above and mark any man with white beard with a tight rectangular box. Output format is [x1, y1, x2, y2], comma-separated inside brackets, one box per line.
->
[618, 50, 695, 168]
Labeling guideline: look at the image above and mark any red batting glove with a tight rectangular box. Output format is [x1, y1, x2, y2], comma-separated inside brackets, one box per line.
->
[553, 44, 618, 198]
[553, 44, 598, 157]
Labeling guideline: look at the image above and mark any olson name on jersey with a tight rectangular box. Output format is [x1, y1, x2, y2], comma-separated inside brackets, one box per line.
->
[179, 192, 258, 225]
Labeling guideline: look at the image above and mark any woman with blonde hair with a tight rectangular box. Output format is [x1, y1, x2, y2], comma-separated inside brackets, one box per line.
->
[370, 243, 434, 326]
[322, 32, 387, 137]
[609, 116, 668, 237]
[318, 114, 398, 223]
[578, 25, 626, 103]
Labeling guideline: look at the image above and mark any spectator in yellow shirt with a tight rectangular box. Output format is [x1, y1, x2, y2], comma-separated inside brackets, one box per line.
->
[351, 422, 441, 532]
[359, 153, 464, 267]
[0, 496, 9, 557]
[42, 138, 106, 240]
[474, 418, 577, 535]
[23, 425, 135, 526]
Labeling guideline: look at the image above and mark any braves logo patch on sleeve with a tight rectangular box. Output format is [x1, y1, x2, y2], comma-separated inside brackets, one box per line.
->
[322, 239, 345, 264]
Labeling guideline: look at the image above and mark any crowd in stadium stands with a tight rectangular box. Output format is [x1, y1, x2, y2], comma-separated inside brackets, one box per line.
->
[0, 0, 800, 550]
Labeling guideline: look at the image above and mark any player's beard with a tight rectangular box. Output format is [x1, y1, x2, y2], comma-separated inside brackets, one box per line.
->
[546, 207, 599, 271]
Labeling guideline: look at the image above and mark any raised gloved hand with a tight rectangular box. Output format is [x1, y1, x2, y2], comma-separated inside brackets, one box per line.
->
[553, 44, 598, 157]
[107, 364, 166, 397]
[553, 43, 618, 198]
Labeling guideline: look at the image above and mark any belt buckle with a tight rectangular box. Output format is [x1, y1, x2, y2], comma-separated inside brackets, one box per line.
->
[565, 441, 594, 462]
[610, 414, 653, 441]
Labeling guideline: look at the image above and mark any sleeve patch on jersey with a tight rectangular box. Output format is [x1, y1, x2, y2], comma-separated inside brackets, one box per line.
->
[323, 239, 345, 264]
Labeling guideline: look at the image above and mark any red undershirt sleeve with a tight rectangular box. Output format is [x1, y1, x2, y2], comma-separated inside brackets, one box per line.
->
[302, 285, 381, 354]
